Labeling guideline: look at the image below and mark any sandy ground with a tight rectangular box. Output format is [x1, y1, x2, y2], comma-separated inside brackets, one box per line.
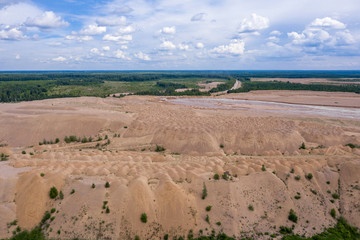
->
[0, 92, 360, 239]
[251, 78, 360, 85]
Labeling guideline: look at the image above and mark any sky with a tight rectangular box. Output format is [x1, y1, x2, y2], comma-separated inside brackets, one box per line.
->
[0, 0, 360, 70]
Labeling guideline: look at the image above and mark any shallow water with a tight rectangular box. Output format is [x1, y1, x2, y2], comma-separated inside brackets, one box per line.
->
[165, 98, 360, 119]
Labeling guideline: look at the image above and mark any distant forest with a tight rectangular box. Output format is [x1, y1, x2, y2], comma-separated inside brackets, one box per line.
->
[0, 71, 359, 102]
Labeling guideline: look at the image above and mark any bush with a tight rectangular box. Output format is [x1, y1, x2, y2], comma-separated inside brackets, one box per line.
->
[294, 176, 301, 181]
[50, 208, 56, 213]
[222, 173, 229, 181]
[310, 189, 317, 195]
[214, 173, 220, 180]
[202, 183, 207, 200]
[55, 138, 60, 143]
[216, 222, 221, 226]
[299, 142, 306, 149]
[306, 173, 313, 180]
[59, 191, 64, 200]
[140, 213, 147, 223]
[205, 206, 212, 212]
[92, 183, 95, 189]
[134, 236, 140, 240]
[105, 181, 110, 188]
[70, 189, 75, 194]
[330, 208, 336, 218]
[22, 151, 26, 154]
[205, 214, 210, 224]
[49, 187, 58, 199]
[248, 205, 254, 211]
[219, 144, 224, 148]
[261, 165, 266, 171]
[106, 207, 110, 214]
[155, 145, 166, 152]
[332, 193, 340, 199]
[288, 209, 298, 223]
[279, 226, 293, 234]
[40, 173, 45, 177]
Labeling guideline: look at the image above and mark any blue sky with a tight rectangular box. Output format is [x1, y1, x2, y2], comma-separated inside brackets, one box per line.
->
[0, 0, 360, 70]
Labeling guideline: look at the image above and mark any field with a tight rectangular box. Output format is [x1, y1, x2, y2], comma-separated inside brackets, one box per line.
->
[0, 71, 360, 240]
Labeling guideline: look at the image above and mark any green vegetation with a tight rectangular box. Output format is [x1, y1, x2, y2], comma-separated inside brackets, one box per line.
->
[310, 189, 317, 195]
[140, 213, 147, 223]
[155, 145, 166, 152]
[299, 142, 306, 150]
[219, 144, 224, 149]
[261, 165, 266, 171]
[205, 214, 210, 224]
[202, 183, 208, 200]
[209, 78, 236, 93]
[306, 173, 313, 180]
[216, 222, 222, 226]
[105, 181, 110, 188]
[213, 173, 220, 180]
[295, 176, 301, 181]
[21, 151, 26, 154]
[205, 206, 212, 212]
[330, 208, 336, 218]
[288, 209, 298, 223]
[92, 183, 95, 189]
[248, 205, 254, 211]
[70, 189, 75, 194]
[345, 143, 360, 149]
[1, 153, 9, 161]
[49, 187, 58, 199]
[59, 191, 64, 200]
[222, 172, 229, 181]
[332, 193, 340, 199]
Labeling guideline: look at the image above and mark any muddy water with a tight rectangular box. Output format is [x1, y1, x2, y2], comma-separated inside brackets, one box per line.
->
[165, 98, 360, 119]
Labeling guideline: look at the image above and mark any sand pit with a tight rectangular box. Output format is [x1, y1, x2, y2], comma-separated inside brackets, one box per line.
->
[0, 92, 360, 239]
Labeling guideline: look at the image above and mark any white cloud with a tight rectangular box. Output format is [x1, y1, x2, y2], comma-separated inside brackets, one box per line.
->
[211, 39, 245, 55]
[196, 42, 204, 49]
[135, 51, 151, 61]
[52, 56, 66, 62]
[103, 34, 132, 42]
[102, 46, 110, 51]
[191, 13, 206, 22]
[160, 41, 176, 50]
[120, 45, 128, 50]
[118, 26, 135, 34]
[159, 26, 176, 34]
[310, 17, 346, 29]
[96, 16, 126, 26]
[90, 48, 104, 56]
[0, 27, 25, 40]
[178, 43, 189, 51]
[0, 3, 42, 26]
[238, 13, 269, 33]
[65, 35, 93, 41]
[25, 11, 69, 29]
[267, 36, 280, 42]
[114, 49, 130, 60]
[79, 24, 106, 35]
[270, 30, 281, 36]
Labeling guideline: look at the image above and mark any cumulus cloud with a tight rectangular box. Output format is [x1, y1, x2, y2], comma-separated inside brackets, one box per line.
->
[135, 51, 151, 61]
[90, 48, 104, 56]
[52, 56, 66, 62]
[178, 43, 189, 51]
[159, 26, 176, 34]
[196, 42, 204, 49]
[238, 13, 269, 34]
[79, 24, 106, 35]
[114, 49, 130, 60]
[270, 30, 281, 36]
[96, 16, 126, 26]
[118, 25, 135, 34]
[0, 27, 25, 40]
[191, 13, 206, 22]
[65, 35, 93, 41]
[310, 17, 346, 29]
[103, 34, 132, 42]
[102, 46, 110, 51]
[0, 3, 42, 26]
[211, 39, 245, 55]
[25, 11, 69, 29]
[160, 41, 176, 50]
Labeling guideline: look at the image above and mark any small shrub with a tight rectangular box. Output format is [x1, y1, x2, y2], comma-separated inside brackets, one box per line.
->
[310, 189, 317, 195]
[222, 173, 229, 181]
[306, 173, 313, 180]
[261, 165, 266, 171]
[134, 236, 140, 240]
[330, 208, 336, 218]
[105, 181, 110, 188]
[55, 138, 60, 143]
[40, 173, 45, 177]
[140, 213, 147, 223]
[59, 191, 64, 200]
[299, 142, 306, 149]
[248, 205, 254, 211]
[294, 195, 301, 200]
[50, 208, 56, 213]
[214, 173, 220, 180]
[279, 226, 293, 234]
[106, 207, 110, 214]
[105, 135, 108, 140]
[219, 144, 224, 149]
[294, 175, 301, 181]
[81, 137, 88, 143]
[327, 181, 330, 184]
[29, 152, 34, 155]
[205, 214, 210, 224]
[290, 168, 295, 173]
[70, 189, 75, 194]
[332, 193, 340, 199]
[288, 209, 298, 223]
[202, 183, 207, 200]
[216, 222, 221, 226]
[155, 145, 166, 152]
[22, 151, 26, 154]
[205, 206, 212, 212]
[124, 126, 128, 129]
[49, 187, 58, 199]
[92, 183, 95, 189]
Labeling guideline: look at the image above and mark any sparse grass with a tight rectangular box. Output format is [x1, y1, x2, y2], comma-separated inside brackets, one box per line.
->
[140, 213, 147, 223]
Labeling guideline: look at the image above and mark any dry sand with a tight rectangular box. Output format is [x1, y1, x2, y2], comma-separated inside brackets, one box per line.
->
[0, 91, 359, 239]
